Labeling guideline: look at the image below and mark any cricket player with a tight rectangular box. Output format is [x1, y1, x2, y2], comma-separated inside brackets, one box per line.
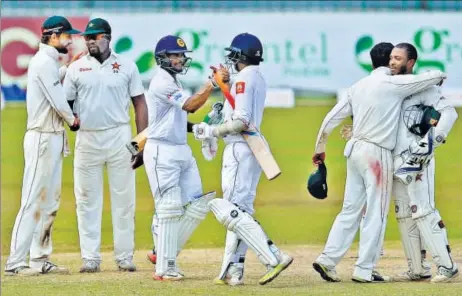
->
[310, 42, 447, 283]
[192, 33, 293, 286]
[388, 43, 459, 283]
[4, 16, 81, 276]
[63, 18, 148, 273]
[143, 35, 228, 281]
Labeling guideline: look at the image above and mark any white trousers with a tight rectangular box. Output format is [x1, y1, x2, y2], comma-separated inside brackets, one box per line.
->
[6, 131, 65, 270]
[222, 142, 262, 215]
[74, 125, 135, 262]
[317, 140, 393, 280]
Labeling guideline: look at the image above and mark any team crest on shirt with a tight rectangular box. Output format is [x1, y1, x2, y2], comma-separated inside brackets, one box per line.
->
[111, 62, 121, 73]
[236, 81, 245, 94]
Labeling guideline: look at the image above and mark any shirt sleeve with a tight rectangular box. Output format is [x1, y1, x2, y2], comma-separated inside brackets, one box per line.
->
[152, 81, 190, 110]
[232, 79, 253, 125]
[129, 62, 145, 97]
[387, 71, 445, 98]
[433, 96, 458, 144]
[63, 65, 77, 105]
[314, 91, 352, 153]
[36, 62, 75, 126]
[58, 65, 68, 82]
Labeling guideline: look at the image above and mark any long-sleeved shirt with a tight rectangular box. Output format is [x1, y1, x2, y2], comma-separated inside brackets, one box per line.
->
[314, 67, 446, 153]
[26, 43, 75, 132]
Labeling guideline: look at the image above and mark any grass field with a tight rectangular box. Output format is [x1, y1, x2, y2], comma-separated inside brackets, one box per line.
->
[1, 100, 462, 295]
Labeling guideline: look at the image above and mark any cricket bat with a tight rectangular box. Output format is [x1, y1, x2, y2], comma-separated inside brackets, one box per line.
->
[212, 68, 281, 180]
[126, 128, 148, 156]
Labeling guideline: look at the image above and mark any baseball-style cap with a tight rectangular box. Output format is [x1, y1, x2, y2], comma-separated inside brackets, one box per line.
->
[41, 16, 81, 35]
[81, 18, 112, 36]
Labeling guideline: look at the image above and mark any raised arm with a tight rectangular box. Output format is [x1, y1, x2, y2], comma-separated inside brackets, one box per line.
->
[388, 70, 446, 99]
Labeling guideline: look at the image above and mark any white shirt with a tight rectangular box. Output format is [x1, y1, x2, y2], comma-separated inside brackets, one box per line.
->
[315, 67, 445, 152]
[394, 86, 458, 156]
[63, 52, 144, 131]
[222, 65, 267, 143]
[146, 68, 191, 145]
[26, 43, 75, 132]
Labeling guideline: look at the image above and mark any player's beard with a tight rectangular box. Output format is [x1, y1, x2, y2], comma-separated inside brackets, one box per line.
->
[88, 38, 110, 59]
[56, 38, 72, 54]
[397, 64, 408, 75]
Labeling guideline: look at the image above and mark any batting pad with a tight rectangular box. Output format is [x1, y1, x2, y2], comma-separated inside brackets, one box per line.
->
[218, 230, 240, 280]
[177, 191, 216, 252]
[415, 211, 453, 269]
[208, 198, 278, 267]
[155, 188, 184, 274]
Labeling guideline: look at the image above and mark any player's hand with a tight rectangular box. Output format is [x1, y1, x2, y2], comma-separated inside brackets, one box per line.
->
[67, 51, 86, 67]
[201, 137, 218, 161]
[69, 114, 80, 132]
[193, 122, 215, 140]
[340, 124, 353, 141]
[131, 150, 144, 169]
[312, 152, 326, 165]
[210, 64, 230, 89]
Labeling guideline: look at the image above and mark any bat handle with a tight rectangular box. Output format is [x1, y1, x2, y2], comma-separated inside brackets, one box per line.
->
[126, 143, 139, 156]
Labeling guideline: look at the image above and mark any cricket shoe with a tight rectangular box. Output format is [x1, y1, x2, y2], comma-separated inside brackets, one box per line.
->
[117, 259, 137, 272]
[431, 266, 459, 283]
[393, 270, 432, 282]
[259, 252, 293, 285]
[79, 260, 101, 273]
[153, 269, 184, 281]
[147, 250, 157, 265]
[371, 270, 391, 282]
[4, 266, 41, 277]
[35, 261, 70, 275]
[312, 261, 341, 282]
[214, 263, 245, 286]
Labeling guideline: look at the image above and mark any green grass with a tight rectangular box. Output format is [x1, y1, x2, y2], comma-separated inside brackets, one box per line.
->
[1, 101, 462, 255]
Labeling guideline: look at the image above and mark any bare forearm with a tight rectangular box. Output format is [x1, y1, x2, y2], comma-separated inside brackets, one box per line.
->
[182, 81, 214, 113]
[132, 95, 148, 133]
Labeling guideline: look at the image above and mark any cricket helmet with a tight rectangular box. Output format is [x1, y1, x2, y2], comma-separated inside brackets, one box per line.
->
[307, 162, 328, 200]
[155, 35, 192, 74]
[225, 33, 263, 71]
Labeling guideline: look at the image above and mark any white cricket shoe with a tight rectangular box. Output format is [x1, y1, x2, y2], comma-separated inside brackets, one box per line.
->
[431, 266, 459, 283]
[117, 259, 136, 272]
[153, 269, 184, 281]
[313, 261, 341, 282]
[214, 263, 245, 286]
[4, 266, 41, 277]
[259, 252, 293, 285]
[79, 260, 101, 273]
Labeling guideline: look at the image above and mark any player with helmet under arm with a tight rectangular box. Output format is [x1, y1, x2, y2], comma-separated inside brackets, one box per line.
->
[143, 35, 229, 281]
[192, 33, 293, 286]
[388, 43, 459, 283]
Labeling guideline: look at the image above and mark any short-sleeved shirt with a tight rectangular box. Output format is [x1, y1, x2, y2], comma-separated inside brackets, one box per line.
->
[222, 65, 267, 143]
[146, 68, 191, 145]
[63, 52, 144, 131]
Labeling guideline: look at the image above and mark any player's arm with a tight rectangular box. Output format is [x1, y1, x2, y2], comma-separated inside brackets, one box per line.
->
[37, 63, 78, 128]
[129, 63, 148, 133]
[187, 121, 195, 133]
[431, 96, 458, 147]
[212, 80, 251, 138]
[388, 70, 447, 98]
[313, 94, 352, 163]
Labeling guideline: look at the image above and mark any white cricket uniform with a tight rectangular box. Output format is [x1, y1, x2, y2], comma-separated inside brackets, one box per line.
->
[221, 65, 266, 215]
[144, 67, 204, 274]
[63, 52, 144, 263]
[6, 43, 75, 270]
[393, 86, 458, 272]
[314, 67, 445, 280]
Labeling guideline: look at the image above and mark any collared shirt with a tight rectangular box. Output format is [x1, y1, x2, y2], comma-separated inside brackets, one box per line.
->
[222, 65, 267, 143]
[26, 43, 75, 132]
[146, 68, 191, 144]
[63, 52, 144, 131]
[315, 67, 445, 152]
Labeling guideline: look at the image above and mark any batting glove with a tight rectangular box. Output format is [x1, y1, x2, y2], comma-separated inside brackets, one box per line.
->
[193, 122, 216, 140]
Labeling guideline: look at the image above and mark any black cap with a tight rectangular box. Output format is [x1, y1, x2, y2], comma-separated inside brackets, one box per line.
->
[41, 16, 81, 35]
[81, 18, 111, 36]
[307, 162, 328, 199]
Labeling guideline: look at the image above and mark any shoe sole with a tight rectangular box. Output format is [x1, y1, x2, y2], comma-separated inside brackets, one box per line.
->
[259, 257, 294, 285]
[4, 272, 40, 277]
[118, 267, 136, 272]
[79, 269, 100, 273]
[153, 274, 184, 281]
[352, 276, 371, 283]
[313, 262, 341, 282]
